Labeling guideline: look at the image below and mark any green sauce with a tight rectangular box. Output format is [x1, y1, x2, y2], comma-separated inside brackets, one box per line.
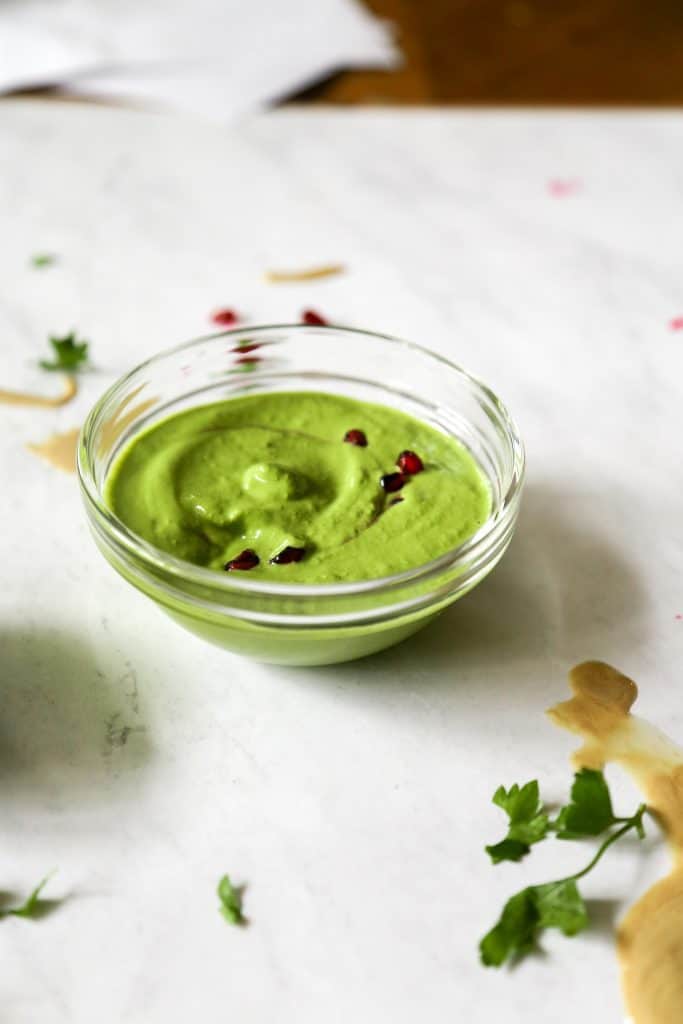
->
[105, 391, 491, 583]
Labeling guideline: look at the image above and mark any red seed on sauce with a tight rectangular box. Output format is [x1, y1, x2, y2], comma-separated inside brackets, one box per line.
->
[397, 450, 424, 475]
[224, 549, 260, 571]
[380, 472, 405, 493]
[344, 429, 368, 447]
[231, 342, 261, 353]
[269, 546, 306, 565]
[302, 309, 328, 326]
[212, 308, 239, 327]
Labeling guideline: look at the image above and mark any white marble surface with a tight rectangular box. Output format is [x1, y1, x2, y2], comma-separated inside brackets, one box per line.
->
[1, 100, 683, 1023]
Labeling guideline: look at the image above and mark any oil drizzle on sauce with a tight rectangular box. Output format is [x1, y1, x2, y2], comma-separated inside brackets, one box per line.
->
[0, 375, 77, 408]
[548, 661, 683, 1024]
[27, 428, 80, 473]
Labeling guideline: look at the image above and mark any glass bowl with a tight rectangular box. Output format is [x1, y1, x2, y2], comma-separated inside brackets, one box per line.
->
[78, 325, 525, 666]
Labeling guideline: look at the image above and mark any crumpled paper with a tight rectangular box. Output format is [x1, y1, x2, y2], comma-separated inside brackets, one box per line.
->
[0, 0, 400, 120]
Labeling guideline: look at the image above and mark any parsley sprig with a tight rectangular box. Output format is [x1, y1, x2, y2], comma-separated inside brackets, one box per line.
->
[480, 769, 648, 967]
[31, 253, 57, 269]
[39, 332, 89, 373]
[1, 875, 56, 920]
[217, 874, 246, 926]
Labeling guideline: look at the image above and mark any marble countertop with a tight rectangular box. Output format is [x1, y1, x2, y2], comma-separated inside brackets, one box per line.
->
[1, 100, 682, 1023]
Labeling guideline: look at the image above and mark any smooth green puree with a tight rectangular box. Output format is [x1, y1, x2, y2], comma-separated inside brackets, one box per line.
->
[106, 392, 491, 583]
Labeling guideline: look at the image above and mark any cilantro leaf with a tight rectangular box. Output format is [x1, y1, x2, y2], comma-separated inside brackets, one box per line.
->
[480, 879, 588, 967]
[533, 879, 588, 935]
[492, 781, 541, 823]
[31, 253, 57, 269]
[554, 768, 616, 839]
[480, 888, 538, 965]
[486, 781, 550, 863]
[485, 838, 532, 864]
[217, 874, 245, 926]
[2, 875, 54, 920]
[39, 332, 89, 373]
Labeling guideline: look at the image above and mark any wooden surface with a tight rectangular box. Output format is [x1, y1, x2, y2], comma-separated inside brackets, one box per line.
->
[296, 0, 683, 105]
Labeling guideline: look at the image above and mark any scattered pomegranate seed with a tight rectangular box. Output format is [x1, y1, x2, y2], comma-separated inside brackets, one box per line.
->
[302, 309, 328, 326]
[212, 308, 239, 327]
[397, 450, 424, 475]
[235, 355, 261, 366]
[344, 429, 368, 447]
[231, 342, 261, 353]
[270, 545, 306, 565]
[380, 472, 406, 493]
[224, 549, 260, 571]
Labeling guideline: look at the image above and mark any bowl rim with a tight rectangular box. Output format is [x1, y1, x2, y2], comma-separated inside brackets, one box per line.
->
[78, 323, 525, 601]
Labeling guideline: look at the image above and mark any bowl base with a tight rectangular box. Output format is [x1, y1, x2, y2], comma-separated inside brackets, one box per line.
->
[162, 606, 441, 667]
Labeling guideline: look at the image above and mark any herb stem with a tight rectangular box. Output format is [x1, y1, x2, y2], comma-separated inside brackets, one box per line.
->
[566, 805, 647, 883]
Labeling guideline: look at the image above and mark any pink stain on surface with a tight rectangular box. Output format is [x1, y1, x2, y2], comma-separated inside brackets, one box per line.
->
[676, 614, 683, 621]
[547, 178, 582, 198]
[669, 317, 683, 331]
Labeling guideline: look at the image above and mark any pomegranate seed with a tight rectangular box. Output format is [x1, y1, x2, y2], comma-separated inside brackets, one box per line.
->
[231, 342, 261, 353]
[302, 309, 327, 326]
[397, 450, 424, 475]
[344, 429, 368, 447]
[269, 545, 306, 565]
[212, 308, 239, 327]
[224, 549, 259, 571]
[380, 472, 405, 493]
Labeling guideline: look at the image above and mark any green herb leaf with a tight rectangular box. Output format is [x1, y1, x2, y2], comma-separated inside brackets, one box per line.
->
[31, 253, 57, 269]
[480, 888, 539, 966]
[533, 879, 588, 935]
[485, 781, 550, 863]
[485, 838, 532, 864]
[480, 880, 588, 967]
[4, 875, 53, 919]
[554, 768, 616, 839]
[39, 332, 89, 373]
[492, 781, 539, 821]
[217, 874, 245, 926]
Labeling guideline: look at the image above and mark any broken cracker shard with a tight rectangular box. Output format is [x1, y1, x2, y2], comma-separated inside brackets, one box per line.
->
[264, 263, 345, 283]
[549, 661, 683, 1024]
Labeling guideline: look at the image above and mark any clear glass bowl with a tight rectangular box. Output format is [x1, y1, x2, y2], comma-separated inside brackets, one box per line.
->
[78, 325, 525, 666]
